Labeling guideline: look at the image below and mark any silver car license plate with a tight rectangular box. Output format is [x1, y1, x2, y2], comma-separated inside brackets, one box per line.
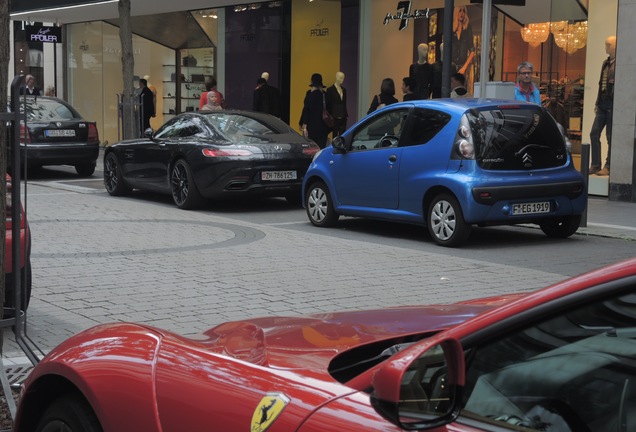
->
[261, 171, 297, 181]
[512, 201, 550, 215]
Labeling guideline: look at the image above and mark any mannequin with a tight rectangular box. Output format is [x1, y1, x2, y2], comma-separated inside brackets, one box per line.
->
[325, 71, 348, 137]
[409, 43, 431, 99]
[589, 35, 617, 176]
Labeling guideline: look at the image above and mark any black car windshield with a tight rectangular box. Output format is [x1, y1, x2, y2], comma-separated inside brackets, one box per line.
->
[203, 113, 277, 144]
[468, 104, 567, 170]
[19, 97, 79, 122]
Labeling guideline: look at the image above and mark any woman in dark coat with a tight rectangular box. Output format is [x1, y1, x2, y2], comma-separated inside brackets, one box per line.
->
[367, 78, 399, 114]
[299, 73, 331, 149]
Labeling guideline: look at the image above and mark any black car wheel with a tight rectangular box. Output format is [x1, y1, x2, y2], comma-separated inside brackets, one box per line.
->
[75, 162, 96, 177]
[306, 181, 339, 227]
[35, 394, 102, 432]
[103, 153, 132, 196]
[427, 194, 471, 247]
[540, 215, 581, 238]
[4, 257, 32, 313]
[171, 159, 205, 210]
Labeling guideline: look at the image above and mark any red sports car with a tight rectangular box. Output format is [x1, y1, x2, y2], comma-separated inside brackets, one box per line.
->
[15, 258, 636, 432]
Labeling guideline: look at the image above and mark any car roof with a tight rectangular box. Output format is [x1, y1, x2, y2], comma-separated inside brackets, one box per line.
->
[387, 98, 541, 116]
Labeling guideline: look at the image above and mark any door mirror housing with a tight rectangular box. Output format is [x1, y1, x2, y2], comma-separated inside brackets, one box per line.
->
[331, 135, 347, 152]
[144, 127, 154, 139]
[370, 337, 465, 430]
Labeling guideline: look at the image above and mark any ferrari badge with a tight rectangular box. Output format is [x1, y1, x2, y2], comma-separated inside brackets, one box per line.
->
[250, 392, 290, 432]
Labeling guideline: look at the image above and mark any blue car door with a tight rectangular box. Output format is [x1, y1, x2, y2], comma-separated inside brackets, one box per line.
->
[331, 108, 410, 209]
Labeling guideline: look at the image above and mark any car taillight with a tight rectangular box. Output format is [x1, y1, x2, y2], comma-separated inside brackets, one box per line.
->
[19, 124, 31, 144]
[303, 145, 320, 157]
[202, 148, 252, 157]
[454, 114, 475, 159]
[88, 123, 99, 144]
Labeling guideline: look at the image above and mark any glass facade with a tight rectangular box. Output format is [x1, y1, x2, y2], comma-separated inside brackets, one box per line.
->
[11, 0, 632, 199]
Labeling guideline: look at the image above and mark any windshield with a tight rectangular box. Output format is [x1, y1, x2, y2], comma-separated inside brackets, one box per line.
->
[467, 105, 568, 170]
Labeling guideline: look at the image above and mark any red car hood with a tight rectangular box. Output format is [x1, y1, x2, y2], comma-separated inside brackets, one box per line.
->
[172, 293, 524, 372]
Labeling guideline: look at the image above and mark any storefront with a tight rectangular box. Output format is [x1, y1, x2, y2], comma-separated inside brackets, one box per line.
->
[9, 0, 636, 201]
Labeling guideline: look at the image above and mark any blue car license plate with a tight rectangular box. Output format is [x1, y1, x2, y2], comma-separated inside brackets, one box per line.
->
[512, 201, 550, 215]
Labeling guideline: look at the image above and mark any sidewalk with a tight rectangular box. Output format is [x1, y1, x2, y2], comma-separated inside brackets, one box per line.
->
[579, 196, 636, 241]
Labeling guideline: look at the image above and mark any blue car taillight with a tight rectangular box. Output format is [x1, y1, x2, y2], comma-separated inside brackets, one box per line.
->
[454, 114, 475, 159]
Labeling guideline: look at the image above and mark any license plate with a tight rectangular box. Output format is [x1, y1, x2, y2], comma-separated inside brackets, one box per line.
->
[45, 129, 76, 137]
[512, 201, 551, 215]
[261, 171, 297, 181]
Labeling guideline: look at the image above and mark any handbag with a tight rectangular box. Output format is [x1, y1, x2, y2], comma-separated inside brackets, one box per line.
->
[182, 55, 198, 67]
[322, 93, 334, 128]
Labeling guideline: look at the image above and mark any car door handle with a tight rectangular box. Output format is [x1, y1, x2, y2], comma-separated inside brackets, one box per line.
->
[388, 155, 397, 162]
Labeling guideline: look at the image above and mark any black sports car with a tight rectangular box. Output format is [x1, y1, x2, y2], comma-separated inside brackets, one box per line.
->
[103, 111, 320, 209]
[18, 96, 100, 176]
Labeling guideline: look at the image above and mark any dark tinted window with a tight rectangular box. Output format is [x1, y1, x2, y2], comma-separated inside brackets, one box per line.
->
[469, 105, 567, 170]
[403, 108, 451, 147]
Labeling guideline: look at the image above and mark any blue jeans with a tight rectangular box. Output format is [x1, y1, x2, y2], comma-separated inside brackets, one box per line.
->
[589, 98, 613, 168]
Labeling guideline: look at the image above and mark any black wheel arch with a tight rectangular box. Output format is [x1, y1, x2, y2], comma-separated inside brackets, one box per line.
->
[15, 375, 99, 432]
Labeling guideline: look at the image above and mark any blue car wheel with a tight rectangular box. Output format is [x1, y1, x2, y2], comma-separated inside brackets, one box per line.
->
[427, 194, 471, 247]
[306, 181, 339, 227]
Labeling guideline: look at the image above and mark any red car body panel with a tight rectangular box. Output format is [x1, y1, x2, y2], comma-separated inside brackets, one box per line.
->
[15, 258, 636, 432]
[4, 176, 29, 272]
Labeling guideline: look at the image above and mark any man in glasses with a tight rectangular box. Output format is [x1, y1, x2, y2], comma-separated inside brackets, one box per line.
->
[514, 61, 541, 104]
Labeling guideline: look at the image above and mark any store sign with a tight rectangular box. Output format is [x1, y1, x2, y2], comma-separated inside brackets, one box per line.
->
[310, 19, 329, 37]
[26, 25, 62, 43]
[383, 1, 429, 31]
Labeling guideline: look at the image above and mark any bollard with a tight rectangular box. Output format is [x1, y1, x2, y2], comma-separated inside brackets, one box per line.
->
[580, 143, 590, 227]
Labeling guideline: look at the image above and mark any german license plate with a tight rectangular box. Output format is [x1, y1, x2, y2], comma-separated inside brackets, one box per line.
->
[45, 129, 76, 137]
[512, 201, 550, 215]
[261, 171, 297, 181]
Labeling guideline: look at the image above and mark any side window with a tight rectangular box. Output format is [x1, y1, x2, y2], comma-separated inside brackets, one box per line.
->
[178, 120, 200, 137]
[350, 109, 409, 151]
[154, 118, 182, 139]
[462, 290, 636, 431]
[402, 108, 451, 147]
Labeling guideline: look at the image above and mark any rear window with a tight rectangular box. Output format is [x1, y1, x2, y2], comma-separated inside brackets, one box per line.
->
[203, 113, 280, 144]
[20, 98, 79, 122]
[468, 105, 567, 170]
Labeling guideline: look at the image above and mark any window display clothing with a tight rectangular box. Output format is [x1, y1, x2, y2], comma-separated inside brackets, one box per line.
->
[590, 56, 616, 172]
[409, 62, 432, 100]
[325, 84, 348, 137]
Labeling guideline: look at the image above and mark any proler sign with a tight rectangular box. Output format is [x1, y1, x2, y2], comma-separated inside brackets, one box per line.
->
[26, 25, 62, 43]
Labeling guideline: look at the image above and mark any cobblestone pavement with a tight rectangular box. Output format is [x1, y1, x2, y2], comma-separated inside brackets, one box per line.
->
[2, 181, 636, 361]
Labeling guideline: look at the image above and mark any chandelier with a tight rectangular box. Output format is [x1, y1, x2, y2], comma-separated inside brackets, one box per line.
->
[551, 21, 588, 54]
[520, 22, 550, 47]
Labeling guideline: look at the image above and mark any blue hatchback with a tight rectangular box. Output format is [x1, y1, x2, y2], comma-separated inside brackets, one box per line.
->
[302, 99, 586, 247]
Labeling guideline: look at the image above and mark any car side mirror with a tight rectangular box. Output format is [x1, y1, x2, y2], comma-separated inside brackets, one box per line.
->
[332, 135, 347, 152]
[144, 128, 154, 139]
[370, 338, 465, 430]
